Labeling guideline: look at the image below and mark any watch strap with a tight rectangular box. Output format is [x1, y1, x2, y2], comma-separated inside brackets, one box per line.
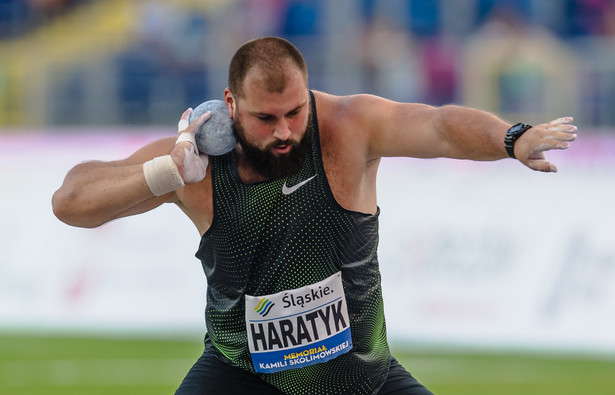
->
[504, 123, 533, 159]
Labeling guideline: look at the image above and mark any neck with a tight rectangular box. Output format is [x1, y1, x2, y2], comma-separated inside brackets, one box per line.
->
[233, 146, 271, 184]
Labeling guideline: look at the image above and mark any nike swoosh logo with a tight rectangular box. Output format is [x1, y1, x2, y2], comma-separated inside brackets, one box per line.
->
[282, 174, 317, 195]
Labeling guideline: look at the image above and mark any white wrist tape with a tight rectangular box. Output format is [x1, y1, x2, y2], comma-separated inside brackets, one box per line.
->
[176, 132, 199, 154]
[143, 155, 185, 196]
[177, 118, 189, 133]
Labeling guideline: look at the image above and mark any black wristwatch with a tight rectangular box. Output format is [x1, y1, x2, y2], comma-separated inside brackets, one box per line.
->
[504, 123, 533, 159]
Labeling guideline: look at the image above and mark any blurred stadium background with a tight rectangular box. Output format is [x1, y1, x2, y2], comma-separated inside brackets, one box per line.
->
[1, 0, 615, 394]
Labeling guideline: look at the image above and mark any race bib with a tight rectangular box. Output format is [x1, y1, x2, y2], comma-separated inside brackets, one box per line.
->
[245, 272, 353, 373]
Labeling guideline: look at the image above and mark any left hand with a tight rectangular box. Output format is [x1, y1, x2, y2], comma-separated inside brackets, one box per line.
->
[514, 117, 577, 173]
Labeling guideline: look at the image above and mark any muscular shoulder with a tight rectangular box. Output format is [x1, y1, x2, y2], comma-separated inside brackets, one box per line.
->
[314, 91, 414, 155]
[314, 90, 445, 159]
[313, 91, 372, 159]
[312, 91, 381, 213]
[313, 91, 372, 130]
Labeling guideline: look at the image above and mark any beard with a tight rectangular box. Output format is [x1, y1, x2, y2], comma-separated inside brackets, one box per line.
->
[233, 111, 312, 179]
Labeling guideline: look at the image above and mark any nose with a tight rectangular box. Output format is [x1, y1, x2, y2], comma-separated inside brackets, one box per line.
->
[272, 120, 292, 141]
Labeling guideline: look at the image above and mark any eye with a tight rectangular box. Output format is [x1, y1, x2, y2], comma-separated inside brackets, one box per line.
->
[286, 108, 301, 117]
[257, 115, 274, 122]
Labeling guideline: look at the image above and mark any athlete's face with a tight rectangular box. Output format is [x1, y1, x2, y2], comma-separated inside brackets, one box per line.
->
[225, 67, 311, 179]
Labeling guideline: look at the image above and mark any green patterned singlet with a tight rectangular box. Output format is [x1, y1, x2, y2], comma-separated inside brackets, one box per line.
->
[195, 91, 390, 394]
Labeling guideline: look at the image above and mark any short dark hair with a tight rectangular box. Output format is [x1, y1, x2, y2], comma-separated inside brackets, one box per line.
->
[228, 37, 308, 99]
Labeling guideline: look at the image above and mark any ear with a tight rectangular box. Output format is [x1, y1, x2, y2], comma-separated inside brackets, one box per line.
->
[224, 88, 235, 119]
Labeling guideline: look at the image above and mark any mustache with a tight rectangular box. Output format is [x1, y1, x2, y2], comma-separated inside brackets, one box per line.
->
[267, 137, 301, 150]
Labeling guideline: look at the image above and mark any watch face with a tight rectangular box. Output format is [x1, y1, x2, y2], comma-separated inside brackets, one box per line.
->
[505, 123, 532, 159]
[510, 123, 524, 134]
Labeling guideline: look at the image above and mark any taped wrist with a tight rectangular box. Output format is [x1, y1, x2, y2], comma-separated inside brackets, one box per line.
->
[143, 155, 185, 196]
[176, 132, 199, 154]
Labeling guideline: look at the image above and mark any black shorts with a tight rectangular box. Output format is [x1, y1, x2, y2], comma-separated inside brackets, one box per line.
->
[175, 347, 433, 395]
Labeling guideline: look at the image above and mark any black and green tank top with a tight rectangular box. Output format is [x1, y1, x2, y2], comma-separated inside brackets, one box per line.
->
[195, 91, 390, 394]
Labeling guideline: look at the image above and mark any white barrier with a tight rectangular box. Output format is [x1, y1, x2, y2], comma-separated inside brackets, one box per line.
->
[0, 130, 206, 334]
[1, 129, 614, 354]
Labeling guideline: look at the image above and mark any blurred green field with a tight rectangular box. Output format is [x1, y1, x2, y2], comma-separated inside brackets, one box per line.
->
[1, 334, 614, 395]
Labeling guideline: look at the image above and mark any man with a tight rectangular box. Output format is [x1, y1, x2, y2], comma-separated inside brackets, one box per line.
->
[52, 37, 577, 394]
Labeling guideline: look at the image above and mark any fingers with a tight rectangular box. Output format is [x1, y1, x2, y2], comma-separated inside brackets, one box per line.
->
[177, 108, 212, 135]
[171, 109, 212, 183]
[177, 108, 193, 134]
[176, 131, 199, 153]
[545, 116, 577, 141]
[181, 107, 193, 119]
[175, 109, 212, 154]
[516, 116, 578, 173]
[527, 158, 558, 173]
[535, 116, 578, 151]
[185, 111, 211, 136]
[196, 111, 212, 128]
[547, 116, 573, 126]
[178, 119, 190, 134]
[171, 108, 214, 184]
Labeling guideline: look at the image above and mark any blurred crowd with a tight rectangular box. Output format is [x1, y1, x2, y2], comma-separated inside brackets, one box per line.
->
[1, 0, 615, 127]
[0, 0, 93, 38]
[3, 0, 615, 39]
